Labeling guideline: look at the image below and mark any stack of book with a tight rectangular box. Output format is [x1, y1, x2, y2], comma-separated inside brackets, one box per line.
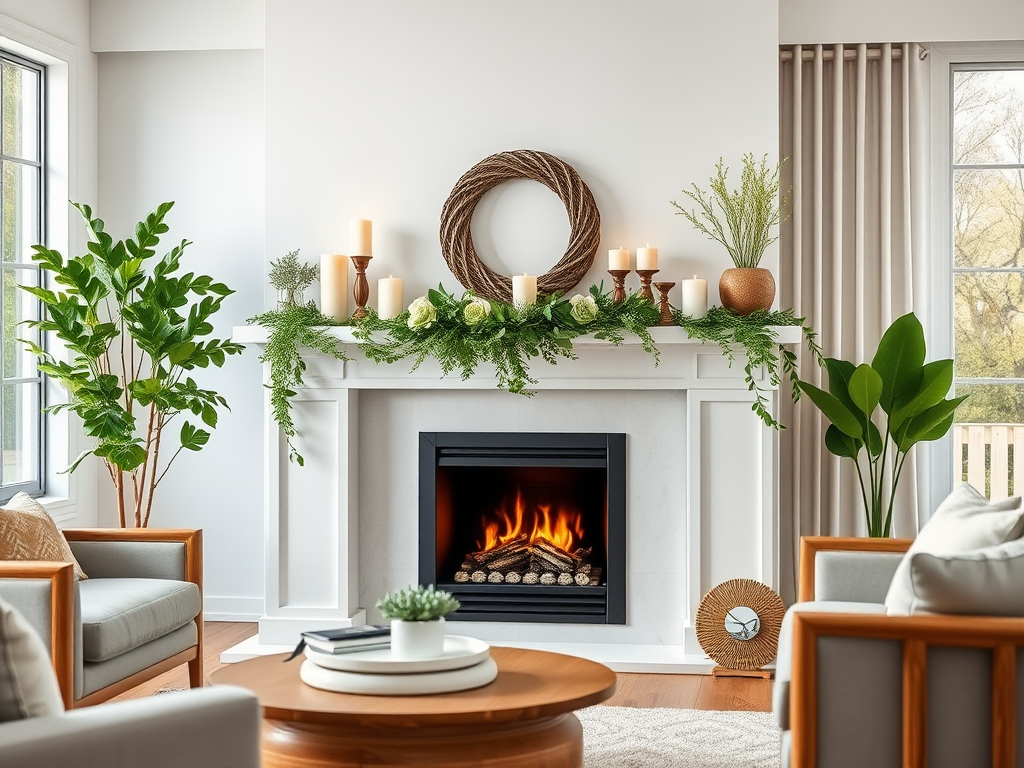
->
[302, 625, 391, 659]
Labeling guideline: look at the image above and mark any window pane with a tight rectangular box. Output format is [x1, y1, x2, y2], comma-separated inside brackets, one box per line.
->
[2, 383, 38, 485]
[954, 168, 1024, 267]
[2, 160, 40, 263]
[955, 383, 1024, 425]
[3, 267, 37, 379]
[954, 70, 1024, 166]
[954, 272, 1024, 378]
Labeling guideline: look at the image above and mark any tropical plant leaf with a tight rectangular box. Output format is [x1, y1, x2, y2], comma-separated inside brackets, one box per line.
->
[872, 312, 926, 415]
[848, 363, 883, 416]
[799, 382, 863, 438]
[891, 358, 954, 429]
[824, 424, 861, 459]
[897, 396, 969, 451]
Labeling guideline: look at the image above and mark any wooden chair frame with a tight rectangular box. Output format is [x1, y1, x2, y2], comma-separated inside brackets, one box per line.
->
[792, 536, 1024, 768]
[0, 528, 203, 708]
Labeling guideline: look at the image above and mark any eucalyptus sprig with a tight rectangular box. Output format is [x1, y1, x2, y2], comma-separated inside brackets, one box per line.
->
[247, 303, 350, 465]
[676, 306, 822, 428]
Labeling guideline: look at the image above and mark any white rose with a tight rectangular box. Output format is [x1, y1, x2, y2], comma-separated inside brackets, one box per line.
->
[407, 296, 437, 330]
[463, 296, 492, 327]
[569, 294, 599, 324]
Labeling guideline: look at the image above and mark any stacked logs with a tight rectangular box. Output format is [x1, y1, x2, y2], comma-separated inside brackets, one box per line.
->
[453, 534, 601, 586]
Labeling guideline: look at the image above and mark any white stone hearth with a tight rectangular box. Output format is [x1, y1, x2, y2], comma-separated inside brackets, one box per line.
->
[225, 326, 799, 671]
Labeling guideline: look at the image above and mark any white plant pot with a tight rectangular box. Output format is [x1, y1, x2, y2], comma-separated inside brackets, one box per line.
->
[390, 618, 446, 660]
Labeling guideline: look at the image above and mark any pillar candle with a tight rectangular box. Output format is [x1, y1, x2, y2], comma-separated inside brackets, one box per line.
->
[320, 253, 349, 319]
[350, 219, 372, 256]
[377, 276, 404, 320]
[511, 273, 537, 306]
[636, 244, 658, 271]
[681, 275, 708, 319]
[608, 247, 630, 271]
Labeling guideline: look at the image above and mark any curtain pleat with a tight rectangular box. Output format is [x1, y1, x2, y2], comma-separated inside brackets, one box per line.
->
[778, 43, 930, 603]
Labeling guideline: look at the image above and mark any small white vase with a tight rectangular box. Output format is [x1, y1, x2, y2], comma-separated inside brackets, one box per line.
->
[390, 618, 446, 660]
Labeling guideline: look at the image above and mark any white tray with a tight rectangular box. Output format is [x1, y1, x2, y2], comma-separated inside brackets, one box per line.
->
[299, 656, 498, 696]
[304, 635, 490, 674]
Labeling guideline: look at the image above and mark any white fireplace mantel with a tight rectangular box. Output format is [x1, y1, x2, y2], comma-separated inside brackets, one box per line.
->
[225, 324, 801, 672]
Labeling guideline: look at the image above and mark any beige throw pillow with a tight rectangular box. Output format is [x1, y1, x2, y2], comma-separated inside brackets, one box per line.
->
[884, 483, 1024, 614]
[0, 596, 65, 721]
[0, 493, 87, 580]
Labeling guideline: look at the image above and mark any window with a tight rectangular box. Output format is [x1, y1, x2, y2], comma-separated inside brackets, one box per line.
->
[951, 65, 1024, 498]
[0, 49, 43, 501]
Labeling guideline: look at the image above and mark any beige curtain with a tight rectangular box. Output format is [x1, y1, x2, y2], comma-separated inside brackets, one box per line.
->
[778, 43, 931, 604]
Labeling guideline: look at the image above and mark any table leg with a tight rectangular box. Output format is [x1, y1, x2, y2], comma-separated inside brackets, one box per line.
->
[262, 712, 583, 768]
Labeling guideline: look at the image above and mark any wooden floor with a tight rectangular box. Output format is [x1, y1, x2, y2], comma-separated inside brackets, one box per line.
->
[113, 622, 773, 712]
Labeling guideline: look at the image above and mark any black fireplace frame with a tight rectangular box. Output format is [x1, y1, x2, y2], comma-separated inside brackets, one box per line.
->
[419, 431, 626, 624]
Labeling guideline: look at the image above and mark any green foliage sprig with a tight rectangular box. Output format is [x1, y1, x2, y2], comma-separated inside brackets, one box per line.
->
[671, 154, 790, 268]
[23, 202, 244, 527]
[268, 249, 319, 308]
[353, 284, 660, 395]
[676, 306, 822, 429]
[376, 584, 461, 621]
[247, 303, 350, 465]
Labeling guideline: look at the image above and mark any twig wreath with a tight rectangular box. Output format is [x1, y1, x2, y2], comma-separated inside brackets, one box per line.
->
[439, 150, 601, 302]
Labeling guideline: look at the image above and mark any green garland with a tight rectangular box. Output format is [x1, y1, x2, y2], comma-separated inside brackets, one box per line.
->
[251, 285, 821, 462]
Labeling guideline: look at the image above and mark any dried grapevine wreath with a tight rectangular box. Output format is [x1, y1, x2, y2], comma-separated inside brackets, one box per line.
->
[439, 149, 601, 303]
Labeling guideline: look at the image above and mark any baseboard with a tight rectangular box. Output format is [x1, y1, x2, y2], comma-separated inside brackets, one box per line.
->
[203, 596, 264, 622]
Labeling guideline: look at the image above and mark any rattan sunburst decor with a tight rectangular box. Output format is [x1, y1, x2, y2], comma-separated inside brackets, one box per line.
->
[439, 150, 601, 303]
[695, 579, 784, 670]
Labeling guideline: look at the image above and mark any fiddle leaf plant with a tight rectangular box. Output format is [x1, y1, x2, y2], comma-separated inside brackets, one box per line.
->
[798, 312, 966, 537]
[21, 201, 244, 527]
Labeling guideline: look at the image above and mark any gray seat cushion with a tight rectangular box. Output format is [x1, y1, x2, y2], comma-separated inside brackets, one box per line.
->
[79, 579, 200, 663]
[773, 600, 888, 731]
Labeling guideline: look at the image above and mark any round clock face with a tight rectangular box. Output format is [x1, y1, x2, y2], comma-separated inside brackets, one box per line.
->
[724, 606, 760, 640]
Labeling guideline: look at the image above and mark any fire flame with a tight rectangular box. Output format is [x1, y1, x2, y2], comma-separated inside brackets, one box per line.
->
[478, 488, 585, 552]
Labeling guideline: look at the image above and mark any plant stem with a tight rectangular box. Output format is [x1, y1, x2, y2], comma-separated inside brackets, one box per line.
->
[142, 415, 164, 528]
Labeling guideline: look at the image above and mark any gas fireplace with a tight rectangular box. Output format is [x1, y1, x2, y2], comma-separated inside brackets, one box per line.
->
[419, 432, 626, 624]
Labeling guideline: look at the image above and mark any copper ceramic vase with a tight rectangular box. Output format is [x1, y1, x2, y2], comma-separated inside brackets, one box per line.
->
[719, 267, 776, 315]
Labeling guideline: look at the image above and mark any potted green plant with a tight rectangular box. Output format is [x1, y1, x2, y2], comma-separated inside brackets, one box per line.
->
[798, 312, 966, 537]
[269, 249, 319, 309]
[671, 153, 789, 314]
[375, 584, 461, 660]
[21, 202, 243, 527]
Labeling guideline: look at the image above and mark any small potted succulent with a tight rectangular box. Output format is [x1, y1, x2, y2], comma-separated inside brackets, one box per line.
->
[375, 584, 461, 660]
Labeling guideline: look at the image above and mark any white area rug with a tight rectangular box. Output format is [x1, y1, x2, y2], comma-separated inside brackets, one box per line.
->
[578, 706, 780, 768]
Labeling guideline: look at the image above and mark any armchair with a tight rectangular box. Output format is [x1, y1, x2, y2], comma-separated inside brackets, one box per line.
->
[0, 528, 204, 708]
[777, 537, 1024, 768]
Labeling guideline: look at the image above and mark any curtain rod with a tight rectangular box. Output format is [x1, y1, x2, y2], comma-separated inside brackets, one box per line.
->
[779, 47, 927, 63]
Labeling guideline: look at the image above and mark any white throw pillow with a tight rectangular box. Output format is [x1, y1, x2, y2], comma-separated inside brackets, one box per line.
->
[910, 537, 1024, 616]
[884, 483, 1024, 615]
[0, 597, 65, 721]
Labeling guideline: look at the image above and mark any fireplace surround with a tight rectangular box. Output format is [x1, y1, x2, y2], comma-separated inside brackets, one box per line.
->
[419, 432, 626, 624]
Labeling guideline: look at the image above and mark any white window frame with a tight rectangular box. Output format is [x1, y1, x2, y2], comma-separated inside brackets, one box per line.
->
[928, 42, 1024, 509]
[0, 13, 83, 524]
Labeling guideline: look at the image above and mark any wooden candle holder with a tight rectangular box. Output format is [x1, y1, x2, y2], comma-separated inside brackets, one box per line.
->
[351, 255, 372, 320]
[608, 270, 630, 303]
[654, 281, 676, 326]
[636, 269, 659, 303]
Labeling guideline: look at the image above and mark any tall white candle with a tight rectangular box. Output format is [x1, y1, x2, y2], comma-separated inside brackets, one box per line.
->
[681, 275, 708, 319]
[377, 276, 404, 320]
[350, 219, 372, 256]
[320, 253, 349, 319]
[608, 247, 630, 271]
[636, 244, 659, 271]
[511, 273, 537, 306]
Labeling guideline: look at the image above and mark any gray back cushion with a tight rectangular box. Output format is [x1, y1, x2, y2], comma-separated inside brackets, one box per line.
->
[0, 596, 63, 721]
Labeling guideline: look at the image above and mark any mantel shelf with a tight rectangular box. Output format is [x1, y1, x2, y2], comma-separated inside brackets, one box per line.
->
[231, 324, 804, 346]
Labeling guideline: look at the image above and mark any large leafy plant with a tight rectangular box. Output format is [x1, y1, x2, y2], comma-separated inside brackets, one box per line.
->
[22, 202, 243, 527]
[798, 313, 965, 537]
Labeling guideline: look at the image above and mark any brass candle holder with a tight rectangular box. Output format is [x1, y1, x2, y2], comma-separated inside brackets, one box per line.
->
[636, 269, 659, 303]
[654, 281, 676, 326]
[608, 270, 630, 303]
[350, 255, 372, 320]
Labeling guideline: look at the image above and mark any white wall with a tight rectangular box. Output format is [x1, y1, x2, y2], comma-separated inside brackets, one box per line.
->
[91, 0, 264, 52]
[0, 0, 99, 527]
[97, 50, 266, 618]
[781, 0, 1024, 44]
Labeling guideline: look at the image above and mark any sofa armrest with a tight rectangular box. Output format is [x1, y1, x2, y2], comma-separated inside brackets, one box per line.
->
[799, 536, 911, 601]
[0, 561, 75, 708]
[0, 685, 261, 768]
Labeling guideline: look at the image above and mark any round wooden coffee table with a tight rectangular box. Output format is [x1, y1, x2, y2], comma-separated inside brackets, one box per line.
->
[211, 646, 616, 768]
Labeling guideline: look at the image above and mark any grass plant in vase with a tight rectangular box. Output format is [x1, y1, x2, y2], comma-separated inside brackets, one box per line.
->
[376, 585, 461, 660]
[672, 153, 789, 314]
